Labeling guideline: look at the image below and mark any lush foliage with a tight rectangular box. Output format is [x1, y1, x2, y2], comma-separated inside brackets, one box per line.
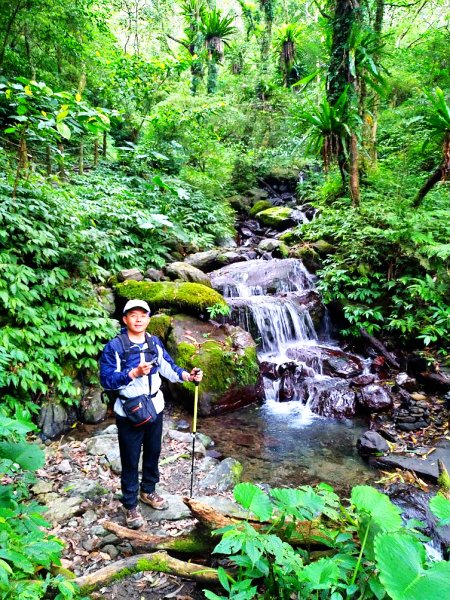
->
[0, 413, 86, 599]
[204, 482, 450, 600]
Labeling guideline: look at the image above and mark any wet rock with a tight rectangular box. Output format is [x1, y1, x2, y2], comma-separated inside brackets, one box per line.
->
[175, 419, 190, 431]
[323, 353, 364, 378]
[357, 385, 393, 412]
[260, 361, 280, 379]
[198, 457, 243, 492]
[210, 258, 314, 297]
[376, 439, 450, 483]
[117, 268, 143, 282]
[395, 372, 417, 392]
[186, 249, 248, 272]
[357, 431, 390, 456]
[78, 387, 107, 424]
[279, 370, 296, 402]
[256, 206, 296, 230]
[164, 261, 212, 287]
[307, 381, 357, 418]
[351, 374, 376, 386]
[257, 239, 288, 258]
[38, 403, 77, 440]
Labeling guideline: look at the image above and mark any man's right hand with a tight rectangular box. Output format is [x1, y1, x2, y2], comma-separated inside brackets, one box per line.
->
[130, 362, 153, 379]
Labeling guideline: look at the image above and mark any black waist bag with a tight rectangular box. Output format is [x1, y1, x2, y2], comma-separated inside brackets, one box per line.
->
[119, 393, 158, 427]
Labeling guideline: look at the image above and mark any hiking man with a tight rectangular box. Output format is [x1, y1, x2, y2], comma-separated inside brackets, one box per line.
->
[99, 299, 203, 529]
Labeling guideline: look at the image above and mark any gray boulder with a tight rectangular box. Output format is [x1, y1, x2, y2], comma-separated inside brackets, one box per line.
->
[117, 268, 144, 282]
[198, 457, 243, 492]
[357, 431, 390, 456]
[357, 385, 393, 412]
[78, 387, 107, 424]
[164, 261, 212, 287]
[38, 403, 77, 440]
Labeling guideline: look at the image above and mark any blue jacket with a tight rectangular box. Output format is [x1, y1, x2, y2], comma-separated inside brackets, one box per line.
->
[99, 334, 185, 416]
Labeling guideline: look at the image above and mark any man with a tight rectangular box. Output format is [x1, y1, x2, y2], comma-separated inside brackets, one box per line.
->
[100, 299, 203, 529]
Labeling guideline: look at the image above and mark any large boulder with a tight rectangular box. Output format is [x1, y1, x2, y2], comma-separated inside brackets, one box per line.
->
[163, 261, 212, 287]
[185, 248, 250, 272]
[78, 387, 107, 424]
[38, 402, 77, 440]
[115, 280, 227, 317]
[357, 384, 393, 412]
[256, 206, 296, 230]
[166, 314, 263, 415]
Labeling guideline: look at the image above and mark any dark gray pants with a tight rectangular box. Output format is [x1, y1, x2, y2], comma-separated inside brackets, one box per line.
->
[116, 412, 163, 509]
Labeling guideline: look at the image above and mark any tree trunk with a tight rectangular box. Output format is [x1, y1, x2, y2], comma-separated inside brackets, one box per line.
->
[0, 0, 26, 69]
[413, 165, 444, 207]
[46, 145, 52, 176]
[93, 138, 99, 167]
[57, 142, 66, 179]
[102, 130, 107, 157]
[349, 132, 360, 205]
[73, 552, 218, 594]
[79, 138, 84, 174]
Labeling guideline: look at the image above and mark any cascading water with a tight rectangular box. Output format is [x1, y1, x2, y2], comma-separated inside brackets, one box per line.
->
[205, 253, 377, 491]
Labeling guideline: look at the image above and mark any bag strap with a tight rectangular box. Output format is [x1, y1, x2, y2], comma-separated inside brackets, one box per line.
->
[117, 332, 158, 370]
[117, 333, 131, 371]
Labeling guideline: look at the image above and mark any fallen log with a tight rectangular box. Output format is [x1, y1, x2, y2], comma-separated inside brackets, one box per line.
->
[102, 519, 212, 553]
[359, 328, 400, 369]
[183, 497, 333, 547]
[73, 551, 218, 594]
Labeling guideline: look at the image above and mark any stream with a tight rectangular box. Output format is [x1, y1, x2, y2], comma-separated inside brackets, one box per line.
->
[198, 193, 379, 494]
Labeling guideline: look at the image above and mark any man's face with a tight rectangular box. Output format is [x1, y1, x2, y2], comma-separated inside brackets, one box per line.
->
[122, 308, 150, 335]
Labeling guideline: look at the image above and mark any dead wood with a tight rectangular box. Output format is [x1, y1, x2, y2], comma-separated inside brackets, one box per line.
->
[102, 519, 212, 553]
[73, 551, 218, 593]
[360, 328, 400, 369]
[183, 497, 332, 547]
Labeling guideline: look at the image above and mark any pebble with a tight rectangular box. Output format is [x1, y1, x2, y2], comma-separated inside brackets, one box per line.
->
[103, 544, 119, 560]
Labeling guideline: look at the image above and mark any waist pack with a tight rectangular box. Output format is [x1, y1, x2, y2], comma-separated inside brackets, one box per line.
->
[119, 393, 158, 427]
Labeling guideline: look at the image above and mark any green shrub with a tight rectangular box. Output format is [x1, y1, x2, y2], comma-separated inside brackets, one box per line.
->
[205, 482, 450, 600]
[0, 413, 87, 599]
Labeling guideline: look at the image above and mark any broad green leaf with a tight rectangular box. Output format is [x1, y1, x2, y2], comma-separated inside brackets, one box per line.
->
[56, 121, 71, 140]
[351, 485, 402, 530]
[0, 441, 44, 470]
[375, 532, 450, 600]
[233, 483, 272, 521]
[429, 493, 450, 526]
[302, 557, 340, 590]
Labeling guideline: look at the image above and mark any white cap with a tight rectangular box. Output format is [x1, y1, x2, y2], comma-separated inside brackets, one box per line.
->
[123, 299, 151, 315]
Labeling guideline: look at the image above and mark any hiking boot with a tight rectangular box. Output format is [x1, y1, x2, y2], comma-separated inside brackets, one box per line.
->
[140, 491, 168, 510]
[123, 506, 145, 529]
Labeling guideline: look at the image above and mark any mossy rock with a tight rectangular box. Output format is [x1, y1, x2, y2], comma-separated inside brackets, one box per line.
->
[166, 315, 262, 415]
[311, 239, 336, 255]
[147, 313, 172, 342]
[249, 200, 272, 217]
[115, 280, 227, 316]
[279, 228, 303, 245]
[256, 206, 294, 230]
[288, 244, 321, 273]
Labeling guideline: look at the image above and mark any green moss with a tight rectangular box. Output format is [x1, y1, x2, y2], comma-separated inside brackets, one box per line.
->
[116, 280, 227, 316]
[148, 313, 172, 341]
[249, 199, 272, 216]
[231, 460, 243, 482]
[279, 229, 303, 245]
[312, 239, 336, 255]
[256, 206, 293, 228]
[175, 340, 259, 396]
